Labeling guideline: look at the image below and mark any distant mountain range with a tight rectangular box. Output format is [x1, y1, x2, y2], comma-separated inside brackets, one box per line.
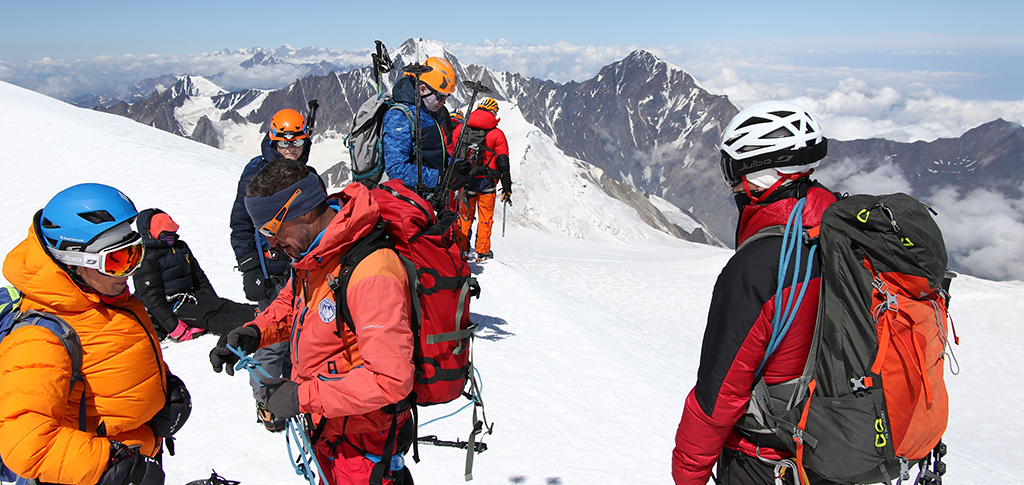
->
[92, 39, 1024, 266]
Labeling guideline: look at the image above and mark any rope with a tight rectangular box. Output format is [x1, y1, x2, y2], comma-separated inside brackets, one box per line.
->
[225, 345, 326, 485]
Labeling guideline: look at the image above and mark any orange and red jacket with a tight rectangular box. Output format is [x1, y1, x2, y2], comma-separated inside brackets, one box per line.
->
[0, 223, 168, 485]
[672, 181, 837, 485]
[450, 108, 509, 175]
[250, 182, 415, 439]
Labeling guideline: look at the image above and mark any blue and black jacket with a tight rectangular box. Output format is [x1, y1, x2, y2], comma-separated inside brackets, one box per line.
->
[382, 75, 453, 191]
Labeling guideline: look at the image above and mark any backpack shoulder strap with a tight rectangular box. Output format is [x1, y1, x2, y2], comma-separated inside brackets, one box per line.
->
[15, 310, 88, 432]
[736, 225, 786, 252]
[389, 103, 417, 127]
[329, 221, 393, 337]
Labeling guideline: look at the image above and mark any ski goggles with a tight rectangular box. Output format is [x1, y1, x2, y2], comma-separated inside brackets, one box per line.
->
[275, 139, 306, 148]
[50, 233, 145, 277]
[258, 188, 302, 239]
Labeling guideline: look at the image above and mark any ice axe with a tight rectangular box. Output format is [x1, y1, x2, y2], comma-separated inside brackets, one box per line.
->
[306, 99, 319, 135]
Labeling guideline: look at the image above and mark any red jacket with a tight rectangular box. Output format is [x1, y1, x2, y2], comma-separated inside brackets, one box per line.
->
[250, 183, 415, 438]
[672, 181, 836, 485]
[450, 108, 509, 174]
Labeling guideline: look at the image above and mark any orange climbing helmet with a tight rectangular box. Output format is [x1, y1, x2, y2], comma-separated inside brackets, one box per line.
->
[269, 109, 309, 141]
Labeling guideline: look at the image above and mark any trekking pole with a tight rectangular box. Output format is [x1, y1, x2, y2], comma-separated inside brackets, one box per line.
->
[226, 345, 327, 485]
[502, 198, 507, 237]
[371, 40, 393, 95]
[403, 63, 433, 197]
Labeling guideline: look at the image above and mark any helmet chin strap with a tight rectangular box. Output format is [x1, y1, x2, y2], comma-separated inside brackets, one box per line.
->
[742, 170, 814, 204]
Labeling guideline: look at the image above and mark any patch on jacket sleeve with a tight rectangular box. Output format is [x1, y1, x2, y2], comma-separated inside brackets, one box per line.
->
[318, 298, 336, 323]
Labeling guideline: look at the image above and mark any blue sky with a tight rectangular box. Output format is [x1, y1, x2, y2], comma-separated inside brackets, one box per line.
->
[3, 0, 1023, 142]
[4, 0, 1023, 61]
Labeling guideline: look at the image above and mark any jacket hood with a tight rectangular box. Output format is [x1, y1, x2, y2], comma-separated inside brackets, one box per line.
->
[137, 208, 168, 249]
[291, 183, 380, 271]
[392, 75, 420, 106]
[260, 132, 311, 165]
[467, 108, 499, 130]
[3, 217, 132, 313]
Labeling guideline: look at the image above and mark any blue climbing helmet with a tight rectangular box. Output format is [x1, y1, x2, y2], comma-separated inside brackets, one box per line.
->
[40, 183, 145, 276]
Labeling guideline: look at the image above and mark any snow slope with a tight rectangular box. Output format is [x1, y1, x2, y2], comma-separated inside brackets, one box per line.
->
[0, 80, 1022, 484]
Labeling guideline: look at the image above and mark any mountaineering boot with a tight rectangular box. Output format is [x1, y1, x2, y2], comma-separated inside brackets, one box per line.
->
[461, 250, 477, 261]
[476, 251, 493, 261]
[256, 401, 286, 432]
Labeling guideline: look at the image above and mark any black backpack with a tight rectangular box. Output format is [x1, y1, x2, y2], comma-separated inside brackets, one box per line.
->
[453, 126, 495, 176]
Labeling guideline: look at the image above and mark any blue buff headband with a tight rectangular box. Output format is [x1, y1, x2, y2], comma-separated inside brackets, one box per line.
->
[244, 172, 327, 229]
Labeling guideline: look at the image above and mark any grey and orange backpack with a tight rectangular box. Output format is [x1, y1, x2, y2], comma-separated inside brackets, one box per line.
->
[737, 193, 956, 484]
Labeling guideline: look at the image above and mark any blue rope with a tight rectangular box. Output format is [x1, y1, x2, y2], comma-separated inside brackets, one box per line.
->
[418, 367, 484, 429]
[225, 345, 326, 485]
[756, 199, 817, 376]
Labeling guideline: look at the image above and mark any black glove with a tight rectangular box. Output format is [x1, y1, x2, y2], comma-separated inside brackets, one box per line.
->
[238, 254, 267, 303]
[149, 373, 191, 438]
[495, 154, 513, 205]
[209, 325, 261, 376]
[258, 377, 301, 421]
[96, 441, 164, 485]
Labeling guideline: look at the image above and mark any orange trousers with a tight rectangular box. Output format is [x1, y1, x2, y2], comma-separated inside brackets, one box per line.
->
[458, 191, 496, 254]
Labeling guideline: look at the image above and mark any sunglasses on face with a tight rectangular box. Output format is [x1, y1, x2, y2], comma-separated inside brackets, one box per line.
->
[428, 88, 450, 101]
[259, 188, 302, 239]
[51, 234, 146, 277]
[275, 139, 307, 148]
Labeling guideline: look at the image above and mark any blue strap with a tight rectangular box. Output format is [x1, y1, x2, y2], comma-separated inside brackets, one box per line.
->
[756, 199, 818, 377]
[363, 452, 407, 471]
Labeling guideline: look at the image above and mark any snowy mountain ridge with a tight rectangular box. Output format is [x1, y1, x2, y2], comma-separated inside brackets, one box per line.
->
[1, 78, 1023, 484]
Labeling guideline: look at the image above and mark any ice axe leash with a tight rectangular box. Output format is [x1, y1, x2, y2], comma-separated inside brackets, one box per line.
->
[226, 345, 326, 485]
[403, 62, 433, 197]
[371, 40, 393, 95]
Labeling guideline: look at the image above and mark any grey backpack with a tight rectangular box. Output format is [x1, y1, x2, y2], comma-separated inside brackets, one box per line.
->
[344, 93, 415, 187]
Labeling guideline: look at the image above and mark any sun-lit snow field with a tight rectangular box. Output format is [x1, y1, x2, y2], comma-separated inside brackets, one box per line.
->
[1, 80, 1022, 484]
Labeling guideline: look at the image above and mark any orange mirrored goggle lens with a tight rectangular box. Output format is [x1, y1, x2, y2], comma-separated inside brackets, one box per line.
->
[100, 239, 145, 276]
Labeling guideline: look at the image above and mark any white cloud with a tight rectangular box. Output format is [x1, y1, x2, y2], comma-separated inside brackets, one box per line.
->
[815, 158, 1024, 281]
[925, 187, 1024, 281]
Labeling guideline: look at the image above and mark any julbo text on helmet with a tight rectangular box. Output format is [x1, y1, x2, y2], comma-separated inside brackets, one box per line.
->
[719, 100, 828, 187]
[269, 109, 309, 141]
